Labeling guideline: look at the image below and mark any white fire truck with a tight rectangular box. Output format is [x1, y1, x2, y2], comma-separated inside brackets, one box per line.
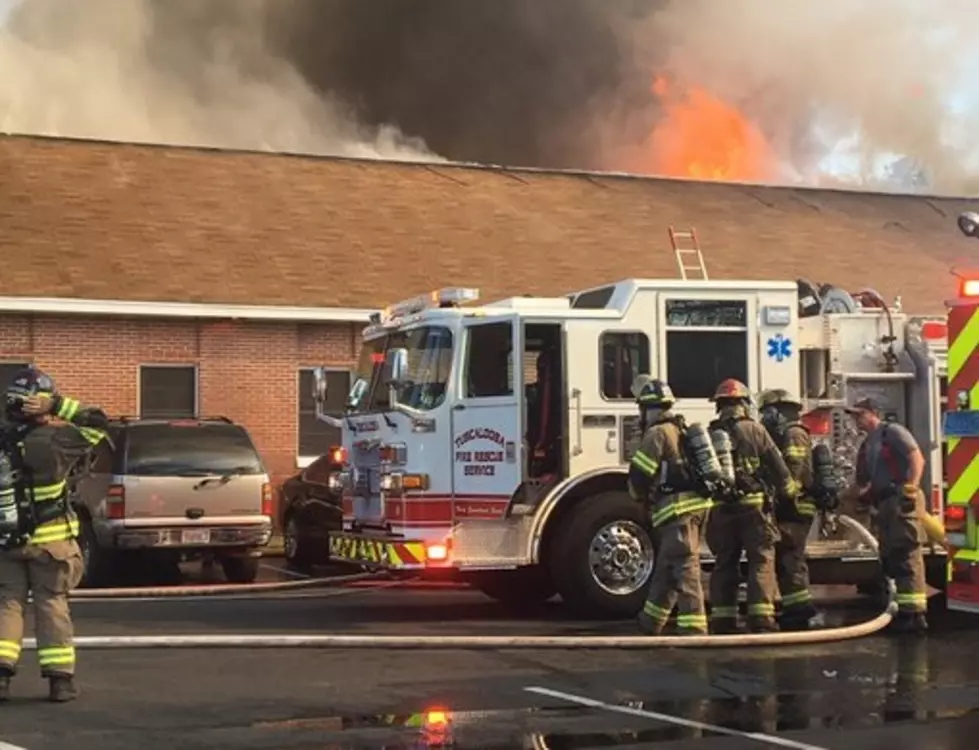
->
[313, 277, 950, 618]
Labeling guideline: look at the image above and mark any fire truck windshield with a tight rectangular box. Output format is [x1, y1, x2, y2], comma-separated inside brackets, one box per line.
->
[348, 325, 454, 414]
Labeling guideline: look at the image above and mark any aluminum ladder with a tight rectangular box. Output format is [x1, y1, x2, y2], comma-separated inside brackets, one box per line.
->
[668, 225, 709, 280]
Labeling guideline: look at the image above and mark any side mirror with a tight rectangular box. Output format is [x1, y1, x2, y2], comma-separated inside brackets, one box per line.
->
[311, 367, 329, 405]
[386, 347, 409, 386]
[958, 212, 979, 238]
[346, 378, 368, 410]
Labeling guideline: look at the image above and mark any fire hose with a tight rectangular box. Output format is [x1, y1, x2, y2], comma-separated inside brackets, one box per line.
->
[19, 515, 900, 650]
[69, 570, 384, 599]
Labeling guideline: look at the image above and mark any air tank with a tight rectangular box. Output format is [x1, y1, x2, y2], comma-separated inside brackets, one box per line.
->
[811, 442, 837, 498]
[710, 429, 736, 484]
[685, 423, 724, 484]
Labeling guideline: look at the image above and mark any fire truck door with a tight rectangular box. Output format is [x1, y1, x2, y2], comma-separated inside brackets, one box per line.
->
[452, 315, 523, 504]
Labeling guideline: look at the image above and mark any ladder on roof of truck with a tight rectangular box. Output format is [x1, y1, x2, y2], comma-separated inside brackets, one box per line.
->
[668, 225, 709, 280]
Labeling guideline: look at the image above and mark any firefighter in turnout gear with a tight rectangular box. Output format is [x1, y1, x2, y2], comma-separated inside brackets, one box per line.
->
[0, 367, 108, 702]
[758, 389, 822, 631]
[706, 379, 798, 633]
[843, 398, 929, 635]
[628, 376, 712, 636]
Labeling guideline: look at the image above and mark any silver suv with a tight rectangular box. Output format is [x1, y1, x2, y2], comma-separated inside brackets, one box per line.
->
[71, 417, 274, 586]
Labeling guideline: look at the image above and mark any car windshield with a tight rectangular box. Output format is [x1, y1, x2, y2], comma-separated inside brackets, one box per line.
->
[124, 423, 264, 477]
[349, 325, 454, 413]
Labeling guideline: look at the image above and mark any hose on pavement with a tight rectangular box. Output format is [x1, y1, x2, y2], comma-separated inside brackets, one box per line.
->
[33, 515, 899, 649]
[70, 570, 387, 599]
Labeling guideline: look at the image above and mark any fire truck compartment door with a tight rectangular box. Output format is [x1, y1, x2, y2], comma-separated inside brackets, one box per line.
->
[452, 315, 523, 506]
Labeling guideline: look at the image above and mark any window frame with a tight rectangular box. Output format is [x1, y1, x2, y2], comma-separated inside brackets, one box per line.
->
[459, 319, 518, 402]
[137, 363, 199, 420]
[297, 367, 353, 468]
[659, 296, 755, 400]
[598, 331, 652, 402]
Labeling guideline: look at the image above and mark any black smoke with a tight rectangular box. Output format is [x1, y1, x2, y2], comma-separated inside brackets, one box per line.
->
[138, 0, 667, 168]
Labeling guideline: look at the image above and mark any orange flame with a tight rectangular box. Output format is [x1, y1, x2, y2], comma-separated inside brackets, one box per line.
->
[644, 76, 777, 182]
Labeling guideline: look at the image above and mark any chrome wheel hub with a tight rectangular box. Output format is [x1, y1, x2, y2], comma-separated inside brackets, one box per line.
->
[588, 520, 654, 596]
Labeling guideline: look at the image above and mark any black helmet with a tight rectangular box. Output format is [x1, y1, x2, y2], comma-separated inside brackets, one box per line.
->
[631, 375, 676, 408]
[4, 366, 57, 422]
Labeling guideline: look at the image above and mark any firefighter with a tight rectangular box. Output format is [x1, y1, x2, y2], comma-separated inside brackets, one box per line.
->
[706, 379, 798, 634]
[842, 398, 928, 634]
[758, 388, 822, 631]
[0, 367, 109, 702]
[628, 375, 712, 636]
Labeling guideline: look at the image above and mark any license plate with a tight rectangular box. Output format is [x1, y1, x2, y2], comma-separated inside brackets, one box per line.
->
[181, 529, 211, 545]
[329, 535, 391, 565]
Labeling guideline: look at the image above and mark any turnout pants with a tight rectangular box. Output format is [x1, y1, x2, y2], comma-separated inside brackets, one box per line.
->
[706, 504, 779, 632]
[0, 540, 84, 676]
[876, 491, 928, 617]
[775, 516, 816, 622]
[639, 508, 708, 635]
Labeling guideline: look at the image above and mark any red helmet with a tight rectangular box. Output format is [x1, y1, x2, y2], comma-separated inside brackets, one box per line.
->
[711, 378, 751, 402]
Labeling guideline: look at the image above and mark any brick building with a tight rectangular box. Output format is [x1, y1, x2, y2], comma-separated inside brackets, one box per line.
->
[1, 133, 977, 502]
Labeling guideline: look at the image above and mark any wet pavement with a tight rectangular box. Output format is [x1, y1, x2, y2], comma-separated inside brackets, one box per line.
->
[1, 585, 978, 749]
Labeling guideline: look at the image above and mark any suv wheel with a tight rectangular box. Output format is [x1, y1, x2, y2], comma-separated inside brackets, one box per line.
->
[221, 556, 260, 584]
[284, 514, 314, 573]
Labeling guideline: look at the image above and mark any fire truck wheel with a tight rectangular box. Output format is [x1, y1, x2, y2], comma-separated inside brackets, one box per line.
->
[469, 568, 557, 609]
[548, 491, 654, 619]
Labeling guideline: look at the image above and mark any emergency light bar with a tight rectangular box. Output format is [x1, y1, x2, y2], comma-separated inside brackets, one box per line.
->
[960, 279, 979, 299]
[384, 288, 480, 320]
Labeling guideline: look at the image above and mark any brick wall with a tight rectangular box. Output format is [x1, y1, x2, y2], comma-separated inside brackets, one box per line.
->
[0, 313, 359, 518]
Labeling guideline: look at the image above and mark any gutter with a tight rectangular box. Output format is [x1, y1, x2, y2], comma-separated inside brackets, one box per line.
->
[0, 296, 377, 324]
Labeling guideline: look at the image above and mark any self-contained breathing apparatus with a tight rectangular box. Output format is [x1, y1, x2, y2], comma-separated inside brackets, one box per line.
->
[711, 413, 773, 507]
[759, 398, 840, 513]
[631, 375, 734, 503]
[0, 367, 77, 550]
[0, 423, 55, 549]
[648, 414, 732, 500]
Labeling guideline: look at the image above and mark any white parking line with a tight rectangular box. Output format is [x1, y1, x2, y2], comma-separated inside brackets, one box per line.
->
[259, 563, 312, 579]
[0, 741, 29, 749]
[524, 687, 830, 750]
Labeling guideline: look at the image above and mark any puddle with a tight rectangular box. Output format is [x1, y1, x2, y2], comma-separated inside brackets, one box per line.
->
[252, 695, 979, 749]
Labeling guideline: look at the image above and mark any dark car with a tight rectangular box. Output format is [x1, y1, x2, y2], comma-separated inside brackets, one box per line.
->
[279, 451, 344, 571]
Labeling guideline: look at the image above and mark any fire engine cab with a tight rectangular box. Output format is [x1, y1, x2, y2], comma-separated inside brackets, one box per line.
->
[313, 277, 950, 618]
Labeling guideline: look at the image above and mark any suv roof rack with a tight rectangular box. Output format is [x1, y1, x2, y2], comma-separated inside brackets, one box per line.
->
[110, 415, 235, 424]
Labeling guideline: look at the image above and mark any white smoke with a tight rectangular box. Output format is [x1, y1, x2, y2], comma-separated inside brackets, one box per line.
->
[0, 0, 443, 162]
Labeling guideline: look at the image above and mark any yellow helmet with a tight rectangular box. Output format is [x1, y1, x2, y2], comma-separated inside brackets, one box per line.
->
[758, 388, 803, 409]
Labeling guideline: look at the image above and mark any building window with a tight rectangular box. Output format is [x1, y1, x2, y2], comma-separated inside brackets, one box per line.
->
[464, 322, 513, 398]
[665, 300, 748, 399]
[139, 365, 198, 419]
[601, 333, 650, 400]
[298, 368, 352, 458]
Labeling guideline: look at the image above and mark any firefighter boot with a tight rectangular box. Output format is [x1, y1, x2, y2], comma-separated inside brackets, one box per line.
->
[888, 612, 928, 636]
[747, 617, 780, 633]
[48, 674, 78, 703]
[779, 603, 820, 632]
[0, 669, 11, 703]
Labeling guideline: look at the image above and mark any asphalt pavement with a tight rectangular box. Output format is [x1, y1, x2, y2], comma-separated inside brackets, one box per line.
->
[0, 569, 977, 750]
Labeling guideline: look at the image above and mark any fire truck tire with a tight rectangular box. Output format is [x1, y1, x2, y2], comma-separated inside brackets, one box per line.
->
[548, 491, 653, 620]
[469, 568, 557, 609]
